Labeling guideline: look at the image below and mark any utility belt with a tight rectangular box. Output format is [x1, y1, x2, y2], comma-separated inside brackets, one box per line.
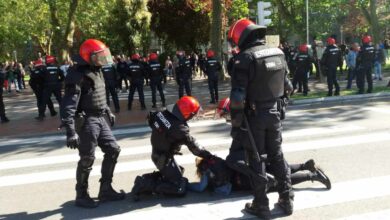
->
[83, 109, 107, 117]
[246, 97, 288, 120]
[74, 109, 107, 133]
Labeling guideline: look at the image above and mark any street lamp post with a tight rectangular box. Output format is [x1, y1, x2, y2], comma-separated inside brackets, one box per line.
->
[306, 0, 309, 44]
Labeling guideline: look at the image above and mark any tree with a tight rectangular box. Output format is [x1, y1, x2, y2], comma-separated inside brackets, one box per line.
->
[358, 0, 381, 43]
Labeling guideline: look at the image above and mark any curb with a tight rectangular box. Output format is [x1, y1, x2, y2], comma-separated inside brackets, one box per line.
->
[290, 92, 390, 106]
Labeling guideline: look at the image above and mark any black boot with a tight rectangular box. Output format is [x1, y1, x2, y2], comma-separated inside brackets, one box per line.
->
[162, 100, 166, 107]
[75, 167, 98, 208]
[244, 202, 271, 220]
[1, 115, 9, 123]
[327, 91, 333, 96]
[141, 104, 147, 110]
[276, 195, 294, 215]
[152, 103, 157, 108]
[50, 111, 57, 117]
[98, 181, 126, 202]
[311, 168, 331, 189]
[35, 115, 45, 121]
[302, 159, 316, 172]
[98, 152, 125, 202]
[128, 105, 132, 111]
[131, 172, 160, 201]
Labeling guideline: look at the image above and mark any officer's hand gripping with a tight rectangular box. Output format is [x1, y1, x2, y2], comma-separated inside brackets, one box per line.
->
[67, 133, 80, 149]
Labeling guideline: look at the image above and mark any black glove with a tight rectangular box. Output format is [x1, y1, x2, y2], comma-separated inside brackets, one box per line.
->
[67, 133, 80, 149]
[106, 108, 115, 127]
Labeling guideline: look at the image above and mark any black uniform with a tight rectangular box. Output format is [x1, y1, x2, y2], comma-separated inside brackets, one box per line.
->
[133, 109, 212, 196]
[102, 64, 120, 112]
[116, 60, 129, 91]
[356, 44, 375, 94]
[39, 64, 64, 117]
[147, 61, 165, 107]
[229, 41, 293, 211]
[0, 70, 9, 122]
[127, 60, 146, 110]
[204, 58, 222, 103]
[321, 44, 342, 96]
[29, 66, 56, 117]
[60, 63, 123, 206]
[293, 52, 312, 95]
[176, 57, 192, 98]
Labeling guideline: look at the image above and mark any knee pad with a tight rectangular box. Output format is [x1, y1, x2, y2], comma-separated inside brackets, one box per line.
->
[79, 155, 95, 169]
[104, 145, 121, 162]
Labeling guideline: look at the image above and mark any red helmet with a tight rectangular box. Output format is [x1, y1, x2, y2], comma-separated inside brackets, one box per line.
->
[362, 35, 372, 44]
[79, 39, 113, 66]
[216, 98, 231, 118]
[299, 44, 308, 53]
[327, 37, 336, 45]
[176, 96, 201, 121]
[149, 53, 158, 61]
[131, 53, 141, 61]
[45, 55, 56, 65]
[33, 59, 43, 67]
[207, 50, 215, 58]
[228, 18, 266, 47]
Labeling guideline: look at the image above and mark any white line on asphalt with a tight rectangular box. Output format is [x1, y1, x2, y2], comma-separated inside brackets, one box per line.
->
[0, 125, 364, 171]
[364, 107, 390, 115]
[336, 209, 390, 220]
[1, 131, 390, 187]
[92, 175, 390, 219]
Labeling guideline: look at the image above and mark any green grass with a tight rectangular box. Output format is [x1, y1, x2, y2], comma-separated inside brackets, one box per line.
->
[291, 86, 390, 100]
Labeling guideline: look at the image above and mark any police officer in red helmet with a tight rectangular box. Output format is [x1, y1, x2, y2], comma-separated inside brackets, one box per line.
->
[60, 39, 125, 208]
[356, 35, 375, 94]
[227, 18, 293, 219]
[204, 49, 222, 103]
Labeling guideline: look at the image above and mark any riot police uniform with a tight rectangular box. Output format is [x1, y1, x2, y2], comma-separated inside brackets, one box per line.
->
[116, 59, 129, 91]
[293, 48, 312, 96]
[39, 63, 64, 119]
[176, 57, 192, 98]
[0, 70, 9, 123]
[356, 40, 375, 94]
[227, 19, 293, 219]
[30, 63, 56, 118]
[127, 59, 146, 110]
[321, 40, 342, 96]
[147, 60, 165, 108]
[204, 56, 222, 103]
[102, 64, 120, 112]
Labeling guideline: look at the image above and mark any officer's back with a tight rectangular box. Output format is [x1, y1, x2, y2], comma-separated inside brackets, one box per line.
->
[128, 60, 144, 82]
[322, 44, 341, 67]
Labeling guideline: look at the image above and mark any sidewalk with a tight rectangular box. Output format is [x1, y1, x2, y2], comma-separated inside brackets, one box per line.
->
[1, 73, 389, 138]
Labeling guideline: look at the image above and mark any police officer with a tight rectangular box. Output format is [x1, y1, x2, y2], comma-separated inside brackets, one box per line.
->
[131, 96, 213, 199]
[227, 19, 294, 219]
[356, 36, 375, 94]
[60, 39, 125, 208]
[30, 60, 57, 120]
[0, 66, 9, 123]
[127, 54, 147, 110]
[321, 37, 342, 96]
[102, 63, 120, 113]
[116, 56, 129, 92]
[292, 44, 313, 96]
[37, 56, 64, 120]
[147, 53, 165, 108]
[204, 49, 222, 104]
[175, 51, 192, 98]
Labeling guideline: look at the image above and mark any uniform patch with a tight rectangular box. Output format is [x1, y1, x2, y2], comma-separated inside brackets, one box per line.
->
[157, 112, 171, 129]
[253, 48, 284, 59]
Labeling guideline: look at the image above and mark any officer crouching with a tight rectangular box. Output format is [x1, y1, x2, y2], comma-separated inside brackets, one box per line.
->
[60, 39, 125, 208]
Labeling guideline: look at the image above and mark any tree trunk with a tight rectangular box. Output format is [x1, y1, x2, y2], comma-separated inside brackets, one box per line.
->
[47, 0, 62, 57]
[210, 0, 223, 78]
[61, 0, 79, 62]
[369, 0, 380, 43]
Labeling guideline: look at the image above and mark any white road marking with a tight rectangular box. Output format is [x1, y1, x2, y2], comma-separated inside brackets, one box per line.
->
[336, 209, 390, 220]
[364, 107, 390, 115]
[1, 131, 390, 187]
[92, 175, 390, 219]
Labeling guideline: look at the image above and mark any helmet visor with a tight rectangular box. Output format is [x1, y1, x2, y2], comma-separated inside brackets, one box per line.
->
[91, 48, 113, 66]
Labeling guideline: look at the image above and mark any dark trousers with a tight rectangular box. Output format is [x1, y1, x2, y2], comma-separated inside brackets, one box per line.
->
[118, 73, 129, 90]
[326, 65, 340, 95]
[356, 65, 373, 93]
[106, 84, 120, 111]
[293, 70, 308, 95]
[128, 81, 145, 108]
[39, 84, 62, 116]
[150, 79, 165, 106]
[0, 93, 5, 117]
[346, 67, 356, 89]
[208, 77, 219, 101]
[178, 78, 191, 98]
[32, 85, 55, 116]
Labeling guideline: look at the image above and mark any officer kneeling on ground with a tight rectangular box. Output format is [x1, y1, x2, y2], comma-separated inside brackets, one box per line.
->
[60, 39, 125, 208]
[131, 96, 214, 200]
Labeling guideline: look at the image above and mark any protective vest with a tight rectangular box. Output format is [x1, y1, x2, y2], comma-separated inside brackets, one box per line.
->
[101, 65, 116, 82]
[43, 65, 62, 85]
[246, 46, 286, 102]
[322, 45, 341, 67]
[148, 62, 163, 81]
[205, 59, 220, 79]
[177, 59, 192, 80]
[128, 63, 144, 82]
[79, 70, 107, 112]
[295, 53, 311, 73]
[358, 45, 375, 66]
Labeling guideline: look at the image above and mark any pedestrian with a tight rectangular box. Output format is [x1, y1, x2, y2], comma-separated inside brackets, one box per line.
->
[60, 60, 71, 77]
[374, 43, 385, 81]
[30, 59, 57, 120]
[102, 62, 120, 113]
[292, 44, 312, 96]
[204, 49, 221, 103]
[116, 56, 129, 92]
[6, 61, 20, 93]
[37, 56, 64, 120]
[131, 96, 214, 200]
[127, 53, 147, 110]
[175, 51, 192, 98]
[321, 37, 342, 96]
[0, 64, 10, 123]
[164, 56, 173, 80]
[356, 36, 375, 94]
[346, 43, 359, 89]
[227, 18, 294, 219]
[147, 53, 165, 108]
[60, 39, 125, 208]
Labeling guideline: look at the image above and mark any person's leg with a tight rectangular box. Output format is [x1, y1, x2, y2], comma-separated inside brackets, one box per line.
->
[157, 81, 165, 106]
[302, 71, 309, 95]
[333, 67, 340, 95]
[185, 79, 192, 96]
[366, 66, 373, 93]
[128, 83, 136, 110]
[137, 83, 146, 109]
[214, 78, 219, 102]
[178, 80, 184, 98]
[346, 68, 353, 89]
[110, 85, 120, 112]
[150, 81, 157, 108]
[326, 68, 333, 96]
[106, 86, 110, 106]
[208, 78, 215, 103]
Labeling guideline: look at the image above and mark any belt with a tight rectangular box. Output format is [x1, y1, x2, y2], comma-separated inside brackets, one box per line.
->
[83, 109, 106, 117]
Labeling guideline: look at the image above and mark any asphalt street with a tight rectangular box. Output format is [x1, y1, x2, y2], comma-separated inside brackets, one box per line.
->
[0, 99, 389, 220]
